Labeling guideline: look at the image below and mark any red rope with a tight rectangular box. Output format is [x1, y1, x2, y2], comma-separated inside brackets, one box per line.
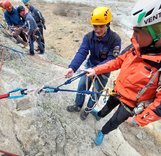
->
[0, 149, 18, 156]
[0, 48, 4, 72]
[0, 93, 9, 99]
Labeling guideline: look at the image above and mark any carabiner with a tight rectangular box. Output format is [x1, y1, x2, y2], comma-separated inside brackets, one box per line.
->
[8, 88, 26, 99]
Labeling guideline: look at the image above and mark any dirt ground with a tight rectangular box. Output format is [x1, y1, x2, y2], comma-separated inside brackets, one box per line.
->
[32, 1, 130, 59]
[2, 0, 161, 155]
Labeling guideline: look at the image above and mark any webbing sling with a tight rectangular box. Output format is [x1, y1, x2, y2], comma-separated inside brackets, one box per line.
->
[136, 68, 161, 101]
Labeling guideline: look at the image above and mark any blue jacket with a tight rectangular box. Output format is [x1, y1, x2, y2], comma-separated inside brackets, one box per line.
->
[69, 28, 121, 72]
[4, 7, 24, 27]
[28, 5, 45, 28]
[23, 12, 38, 33]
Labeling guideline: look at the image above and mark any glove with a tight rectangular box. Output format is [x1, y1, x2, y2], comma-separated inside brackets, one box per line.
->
[43, 25, 46, 30]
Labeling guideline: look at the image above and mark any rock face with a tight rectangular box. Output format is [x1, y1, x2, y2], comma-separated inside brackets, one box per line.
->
[0, 0, 161, 156]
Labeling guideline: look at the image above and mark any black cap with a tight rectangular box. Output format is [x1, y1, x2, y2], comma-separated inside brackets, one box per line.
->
[17, 5, 25, 13]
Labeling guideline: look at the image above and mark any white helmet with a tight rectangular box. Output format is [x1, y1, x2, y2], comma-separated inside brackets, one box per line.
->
[131, 0, 161, 27]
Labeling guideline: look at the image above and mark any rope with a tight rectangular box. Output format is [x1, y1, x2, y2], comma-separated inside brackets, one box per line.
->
[0, 149, 18, 156]
[0, 44, 25, 55]
[0, 48, 4, 73]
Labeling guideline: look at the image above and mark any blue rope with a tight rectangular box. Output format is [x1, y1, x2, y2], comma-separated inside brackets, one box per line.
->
[0, 44, 25, 55]
[57, 72, 86, 88]
[41, 86, 102, 95]
[40, 72, 102, 95]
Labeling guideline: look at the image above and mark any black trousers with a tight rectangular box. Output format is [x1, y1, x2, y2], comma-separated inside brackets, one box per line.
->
[98, 96, 133, 134]
[38, 26, 45, 48]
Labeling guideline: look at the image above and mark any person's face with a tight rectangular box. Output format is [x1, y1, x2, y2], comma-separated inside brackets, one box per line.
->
[6, 6, 12, 12]
[19, 10, 25, 17]
[93, 25, 107, 37]
[133, 27, 153, 48]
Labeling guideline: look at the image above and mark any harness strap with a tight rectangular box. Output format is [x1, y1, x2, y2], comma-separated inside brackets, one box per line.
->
[120, 101, 134, 115]
[136, 68, 161, 100]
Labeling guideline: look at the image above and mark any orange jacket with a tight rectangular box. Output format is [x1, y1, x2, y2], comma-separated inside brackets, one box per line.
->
[94, 37, 161, 126]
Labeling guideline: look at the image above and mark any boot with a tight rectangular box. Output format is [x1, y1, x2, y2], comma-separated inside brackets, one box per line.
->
[95, 130, 104, 145]
[80, 109, 89, 121]
[91, 109, 101, 121]
[66, 105, 81, 112]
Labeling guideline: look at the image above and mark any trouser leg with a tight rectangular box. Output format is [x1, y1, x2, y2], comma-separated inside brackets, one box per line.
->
[39, 26, 45, 48]
[101, 104, 133, 134]
[29, 34, 35, 55]
[75, 75, 92, 108]
[98, 95, 120, 117]
[87, 74, 108, 109]
[19, 30, 27, 43]
[12, 28, 27, 45]
[35, 30, 44, 54]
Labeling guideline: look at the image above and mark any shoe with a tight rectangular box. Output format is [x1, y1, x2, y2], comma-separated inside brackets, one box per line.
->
[66, 105, 81, 112]
[80, 109, 89, 121]
[27, 53, 34, 56]
[95, 130, 104, 145]
[35, 47, 40, 51]
[21, 42, 28, 48]
[91, 109, 101, 121]
[38, 52, 44, 55]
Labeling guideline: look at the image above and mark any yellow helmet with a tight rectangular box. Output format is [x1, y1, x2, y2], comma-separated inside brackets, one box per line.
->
[90, 6, 112, 25]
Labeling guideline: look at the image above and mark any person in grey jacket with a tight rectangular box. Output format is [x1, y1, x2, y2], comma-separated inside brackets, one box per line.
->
[17, 5, 44, 55]
[22, 1, 45, 49]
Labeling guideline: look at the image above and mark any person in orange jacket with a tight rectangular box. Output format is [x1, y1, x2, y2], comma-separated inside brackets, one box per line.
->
[86, 0, 161, 145]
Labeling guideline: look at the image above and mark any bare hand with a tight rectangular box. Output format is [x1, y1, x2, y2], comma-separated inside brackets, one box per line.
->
[85, 68, 96, 77]
[126, 117, 138, 127]
[65, 68, 74, 78]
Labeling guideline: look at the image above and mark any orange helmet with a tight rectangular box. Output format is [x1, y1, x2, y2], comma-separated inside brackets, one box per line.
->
[90, 6, 112, 25]
[3, 0, 12, 10]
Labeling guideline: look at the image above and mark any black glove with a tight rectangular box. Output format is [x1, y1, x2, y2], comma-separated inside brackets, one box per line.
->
[43, 25, 46, 30]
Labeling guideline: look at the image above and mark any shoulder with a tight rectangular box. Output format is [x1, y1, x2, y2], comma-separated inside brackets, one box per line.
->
[109, 29, 121, 40]
[120, 44, 134, 55]
[4, 10, 9, 16]
[84, 31, 95, 40]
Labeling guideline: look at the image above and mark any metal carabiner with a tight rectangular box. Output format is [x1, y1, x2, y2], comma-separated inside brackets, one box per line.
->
[8, 88, 26, 99]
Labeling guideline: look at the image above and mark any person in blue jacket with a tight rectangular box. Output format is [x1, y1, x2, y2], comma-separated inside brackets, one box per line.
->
[3, 0, 27, 47]
[21, 0, 46, 50]
[65, 6, 121, 120]
[17, 5, 44, 55]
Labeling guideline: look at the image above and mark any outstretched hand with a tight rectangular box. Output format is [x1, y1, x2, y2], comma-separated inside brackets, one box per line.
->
[64, 68, 74, 78]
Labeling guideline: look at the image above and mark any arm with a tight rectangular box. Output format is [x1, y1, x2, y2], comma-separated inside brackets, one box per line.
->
[86, 49, 131, 77]
[37, 10, 45, 24]
[4, 12, 12, 27]
[94, 51, 128, 75]
[68, 35, 90, 72]
[134, 89, 161, 126]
